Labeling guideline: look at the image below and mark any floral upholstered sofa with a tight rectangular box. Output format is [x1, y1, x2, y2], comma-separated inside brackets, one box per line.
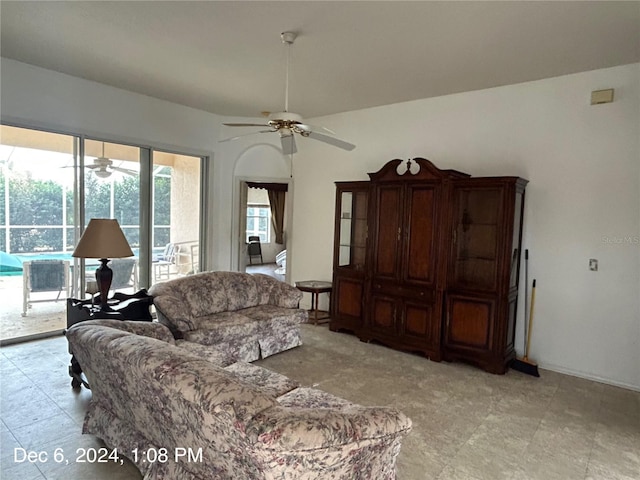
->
[148, 271, 307, 362]
[66, 320, 412, 480]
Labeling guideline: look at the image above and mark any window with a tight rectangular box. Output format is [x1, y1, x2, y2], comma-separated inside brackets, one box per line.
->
[246, 205, 270, 243]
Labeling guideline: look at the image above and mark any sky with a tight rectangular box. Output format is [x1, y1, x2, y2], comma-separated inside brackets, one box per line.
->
[0, 145, 137, 185]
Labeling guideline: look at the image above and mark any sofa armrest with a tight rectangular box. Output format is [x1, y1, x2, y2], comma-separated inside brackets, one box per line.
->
[152, 295, 194, 332]
[268, 281, 303, 309]
[247, 404, 412, 451]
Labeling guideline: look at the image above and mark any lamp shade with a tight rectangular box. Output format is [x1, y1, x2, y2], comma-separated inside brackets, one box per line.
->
[72, 219, 134, 259]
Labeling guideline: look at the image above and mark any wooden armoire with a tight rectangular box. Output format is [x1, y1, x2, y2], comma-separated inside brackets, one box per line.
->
[330, 158, 527, 374]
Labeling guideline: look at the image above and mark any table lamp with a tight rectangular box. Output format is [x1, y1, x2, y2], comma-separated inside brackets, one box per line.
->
[72, 218, 134, 311]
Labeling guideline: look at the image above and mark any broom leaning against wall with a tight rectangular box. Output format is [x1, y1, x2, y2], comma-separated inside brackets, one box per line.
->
[512, 249, 540, 377]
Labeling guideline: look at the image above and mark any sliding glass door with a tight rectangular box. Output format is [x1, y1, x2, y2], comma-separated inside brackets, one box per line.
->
[0, 125, 79, 341]
[1, 124, 206, 342]
[150, 150, 201, 284]
[78, 139, 142, 297]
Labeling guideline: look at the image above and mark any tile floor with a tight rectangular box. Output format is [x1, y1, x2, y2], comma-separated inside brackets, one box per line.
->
[1, 325, 639, 479]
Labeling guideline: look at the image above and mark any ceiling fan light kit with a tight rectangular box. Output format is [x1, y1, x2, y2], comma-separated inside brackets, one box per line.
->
[93, 168, 112, 179]
[222, 31, 355, 154]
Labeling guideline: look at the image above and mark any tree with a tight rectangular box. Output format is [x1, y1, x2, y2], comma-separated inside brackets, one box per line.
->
[2, 169, 172, 254]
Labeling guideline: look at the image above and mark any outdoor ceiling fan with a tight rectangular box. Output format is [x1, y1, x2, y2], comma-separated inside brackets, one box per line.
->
[85, 143, 137, 178]
[221, 32, 356, 155]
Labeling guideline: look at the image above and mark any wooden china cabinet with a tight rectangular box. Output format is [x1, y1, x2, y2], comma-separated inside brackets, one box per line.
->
[330, 182, 369, 334]
[330, 157, 528, 374]
[443, 177, 527, 373]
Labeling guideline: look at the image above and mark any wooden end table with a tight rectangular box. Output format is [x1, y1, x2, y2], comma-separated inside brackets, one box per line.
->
[295, 281, 332, 325]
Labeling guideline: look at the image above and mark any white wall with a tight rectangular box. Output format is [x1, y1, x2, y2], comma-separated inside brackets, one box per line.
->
[288, 64, 640, 391]
[0, 58, 220, 154]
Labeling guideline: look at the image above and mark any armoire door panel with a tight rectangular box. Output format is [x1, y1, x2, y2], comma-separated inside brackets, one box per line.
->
[402, 302, 435, 344]
[446, 296, 494, 351]
[370, 295, 396, 334]
[405, 185, 438, 284]
[335, 278, 364, 319]
[374, 186, 402, 278]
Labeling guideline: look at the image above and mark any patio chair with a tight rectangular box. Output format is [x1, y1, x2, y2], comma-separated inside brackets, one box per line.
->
[153, 243, 180, 281]
[190, 244, 199, 274]
[22, 259, 70, 316]
[108, 258, 138, 293]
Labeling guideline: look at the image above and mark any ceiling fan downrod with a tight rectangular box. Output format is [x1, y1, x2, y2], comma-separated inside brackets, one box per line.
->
[281, 31, 296, 114]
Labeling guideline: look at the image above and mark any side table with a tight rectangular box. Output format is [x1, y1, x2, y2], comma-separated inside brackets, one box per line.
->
[65, 289, 154, 389]
[295, 281, 332, 325]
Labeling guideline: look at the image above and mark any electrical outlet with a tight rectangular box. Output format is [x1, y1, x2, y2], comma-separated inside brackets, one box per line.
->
[589, 259, 598, 271]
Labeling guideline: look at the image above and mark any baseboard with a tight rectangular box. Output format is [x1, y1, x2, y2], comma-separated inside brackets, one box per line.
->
[539, 361, 640, 393]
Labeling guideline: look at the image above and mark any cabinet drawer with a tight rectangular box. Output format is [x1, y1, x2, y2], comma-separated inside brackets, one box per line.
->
[372, 281, 434, 302]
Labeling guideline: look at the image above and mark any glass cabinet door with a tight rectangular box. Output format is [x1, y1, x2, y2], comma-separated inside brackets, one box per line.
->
[451, 187, 501, 290]
[338, 190, 368, 269]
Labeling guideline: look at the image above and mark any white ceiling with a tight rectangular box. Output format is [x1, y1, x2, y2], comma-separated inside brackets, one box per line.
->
[1, 1, 639, 119]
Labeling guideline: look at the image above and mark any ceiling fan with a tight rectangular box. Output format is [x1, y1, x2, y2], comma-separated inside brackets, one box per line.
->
[221, 32, 356, 155]
[85, 143, 137, 178]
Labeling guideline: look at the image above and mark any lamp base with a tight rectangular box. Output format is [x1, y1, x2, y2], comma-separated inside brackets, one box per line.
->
[95, 258, 113, 311]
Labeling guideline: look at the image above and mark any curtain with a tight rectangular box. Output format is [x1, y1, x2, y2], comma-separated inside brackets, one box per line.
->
[246, 182, 288, 245]
[267, 189, 286, 244]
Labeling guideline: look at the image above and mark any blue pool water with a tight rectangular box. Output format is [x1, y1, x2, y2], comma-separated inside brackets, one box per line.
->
[0, 249, 149, 276]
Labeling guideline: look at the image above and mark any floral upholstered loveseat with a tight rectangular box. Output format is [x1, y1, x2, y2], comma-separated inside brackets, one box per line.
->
[148, 271, 307, 361]
[65, 320, 412, 480]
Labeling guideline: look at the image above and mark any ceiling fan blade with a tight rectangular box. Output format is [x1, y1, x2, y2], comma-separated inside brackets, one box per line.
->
[281, 133, 297, 155]
[219, 130, 273, 143]
[307, 132, 356, 151]
[112, 166, 138, 176]
[223, 122, 270, 127]
[296, 123, 336, 136]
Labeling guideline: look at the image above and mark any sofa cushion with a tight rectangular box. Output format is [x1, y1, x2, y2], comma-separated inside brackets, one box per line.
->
[150, 272, 228, 319]
[189, 312, 259, 341]
[152, 357, 277, 426]
[183, 328, 262, 363]
[276, 387, 355, 409]
[223, 362, 299, 398]
[174, 340, 233, 366]
[220, 271, 260, 311]
[239, 304, 307, 324]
